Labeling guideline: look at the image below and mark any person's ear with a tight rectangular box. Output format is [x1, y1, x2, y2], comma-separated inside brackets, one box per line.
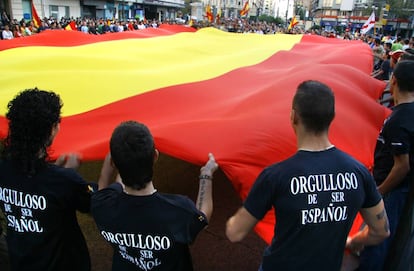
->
[291, 109, 299, 125]
[154, 149, 159, 163]
[389, 75, 397, 94]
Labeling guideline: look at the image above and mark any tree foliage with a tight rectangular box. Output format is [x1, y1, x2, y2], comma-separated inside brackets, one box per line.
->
[257, 14, 284, 24]
[388, 0, 414, 19]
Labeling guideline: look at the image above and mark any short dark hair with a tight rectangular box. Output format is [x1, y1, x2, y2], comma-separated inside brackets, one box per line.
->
[110, 121, 155, 190]
[400, 49, 414, 61]
[292, 80, 335, 133]
[393, 60, 414, 93]
[4, 88, 62, 175]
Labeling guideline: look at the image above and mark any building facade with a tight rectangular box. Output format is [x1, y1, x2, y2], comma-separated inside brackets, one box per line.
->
[1, 0, 184, 21]
[311, 0, 413, 35]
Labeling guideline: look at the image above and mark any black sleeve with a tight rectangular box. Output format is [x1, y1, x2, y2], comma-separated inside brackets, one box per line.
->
[66, 169, 94, 213]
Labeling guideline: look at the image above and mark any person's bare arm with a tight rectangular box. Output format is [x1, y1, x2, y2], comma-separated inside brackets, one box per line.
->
[378, 154, 410, 195]
[346, 200, 390, 253]
[371, 69, 383, 78]
[226, 207, 259, 242]
[98, 153, 117, 190]
[196, 153, 218, 222]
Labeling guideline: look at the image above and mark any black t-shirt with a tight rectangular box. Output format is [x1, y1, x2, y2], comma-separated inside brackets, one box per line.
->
[244, 147, 381, 271]
[373, 102, 414, 187]
[0, 160, 92, 271]
[379, 59, 391, 80]
[91, 183, 208, 271]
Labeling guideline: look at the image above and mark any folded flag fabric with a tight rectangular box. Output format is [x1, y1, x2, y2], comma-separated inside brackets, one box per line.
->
[0, 25, 389, 243]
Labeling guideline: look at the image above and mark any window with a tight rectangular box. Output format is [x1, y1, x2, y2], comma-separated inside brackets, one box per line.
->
[50, 6, 58, 18]
[322, 0, 333, 7]
[49, 5, 70, 19]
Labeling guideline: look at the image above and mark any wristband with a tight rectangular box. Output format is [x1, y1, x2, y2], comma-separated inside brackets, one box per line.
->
[199, 174, 212, 180]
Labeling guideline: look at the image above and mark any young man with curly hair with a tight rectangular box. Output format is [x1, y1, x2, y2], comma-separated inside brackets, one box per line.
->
[0, 88, 94, 271]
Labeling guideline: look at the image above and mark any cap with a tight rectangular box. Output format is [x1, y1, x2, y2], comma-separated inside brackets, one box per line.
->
[389, 50, 405, 62]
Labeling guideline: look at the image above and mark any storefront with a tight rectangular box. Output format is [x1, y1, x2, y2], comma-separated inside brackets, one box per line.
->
[320, 20, 337, 31]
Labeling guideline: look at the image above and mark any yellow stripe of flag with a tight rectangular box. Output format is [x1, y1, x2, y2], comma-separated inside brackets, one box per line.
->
[0, 28, 301, 116]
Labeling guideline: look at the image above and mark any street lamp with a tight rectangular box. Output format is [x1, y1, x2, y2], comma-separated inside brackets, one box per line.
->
[253, 0, 263, 22]
[285, 0, 290, 27]
[371, 3, 388, 35]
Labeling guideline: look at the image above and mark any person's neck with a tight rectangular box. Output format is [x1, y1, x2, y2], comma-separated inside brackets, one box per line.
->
[123, 182, 157, 196]
[395, 91, 414, 105]
[297, 131, 333, 152]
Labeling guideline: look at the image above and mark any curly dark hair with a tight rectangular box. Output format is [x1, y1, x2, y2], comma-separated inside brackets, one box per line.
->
[3, 88, 62, 176]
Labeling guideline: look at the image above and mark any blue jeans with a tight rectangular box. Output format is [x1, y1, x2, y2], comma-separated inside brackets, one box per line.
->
[358, 185, 409, 271]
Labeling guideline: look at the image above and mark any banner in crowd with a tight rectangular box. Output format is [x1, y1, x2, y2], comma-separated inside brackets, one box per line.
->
[361, 11, 376, 34]
[0, 25, 389, 243]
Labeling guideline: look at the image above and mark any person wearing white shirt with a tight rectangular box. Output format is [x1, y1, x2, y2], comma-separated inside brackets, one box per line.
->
[2, 25, 13, 40]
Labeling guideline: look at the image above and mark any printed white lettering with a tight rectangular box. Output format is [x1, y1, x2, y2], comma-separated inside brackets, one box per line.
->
[290, 172, 359, 195]
[0, 187, 47, 210]
[7, 215, 44, 233]
[301, 205, 348, 225]
[118, 248, 162, 270]
[101, 231, 171, 250]
[331, 192, 344, 202]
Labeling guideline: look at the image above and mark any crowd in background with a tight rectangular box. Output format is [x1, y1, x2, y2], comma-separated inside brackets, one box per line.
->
[1, 7, 413, 40]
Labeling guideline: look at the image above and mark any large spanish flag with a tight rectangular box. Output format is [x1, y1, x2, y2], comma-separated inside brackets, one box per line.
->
[0, 25, 389, 243]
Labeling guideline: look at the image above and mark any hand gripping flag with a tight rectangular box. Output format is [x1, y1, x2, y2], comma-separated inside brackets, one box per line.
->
[0, 25, 389, 244]
[361, 11, 376, 34]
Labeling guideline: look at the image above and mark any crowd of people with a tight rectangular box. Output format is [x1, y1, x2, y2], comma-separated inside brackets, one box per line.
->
[0, 14, 163, 38]
[1, 9, 413, 41]
[1, 9, 414, 271]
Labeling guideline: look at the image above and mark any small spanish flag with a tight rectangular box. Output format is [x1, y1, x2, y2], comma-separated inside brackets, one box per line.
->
[31, 1, 42, 28]
[205, 4, 213, 22]
[288, 16, 298, 30]
[64, 21, 77, 31]
[240, 1, 249, 16]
